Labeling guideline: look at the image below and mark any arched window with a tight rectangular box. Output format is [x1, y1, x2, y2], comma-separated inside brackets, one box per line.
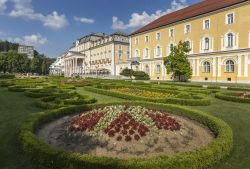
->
[185, 41, 191, 49]
[227, 33, 234, 48]
[156, 65, 161, 73]
[145, 65, 150, 74]
[203, 61, 211, 73]
[205, 38, 210, 50]
[226, 60, 234, 72]
[169, 44, 174, 54]
[156, 46, 161, 56]
[135, 50, 139, 57]
[145, 48, 149, 58]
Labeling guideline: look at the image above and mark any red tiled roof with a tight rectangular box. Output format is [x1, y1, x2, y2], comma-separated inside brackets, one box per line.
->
[131, 0, 248, 35]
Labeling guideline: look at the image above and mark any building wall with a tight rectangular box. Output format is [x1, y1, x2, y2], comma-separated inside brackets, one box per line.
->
[131, 2, 250, 82]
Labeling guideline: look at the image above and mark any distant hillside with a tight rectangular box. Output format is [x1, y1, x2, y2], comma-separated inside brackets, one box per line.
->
[0, 41, 19, 52]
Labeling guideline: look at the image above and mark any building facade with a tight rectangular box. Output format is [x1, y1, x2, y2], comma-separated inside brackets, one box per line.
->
[49, 53, 66, 76]
[63, 32, 129, 77]
[130, 0, 250, 83]
[18, 45, 34, 59]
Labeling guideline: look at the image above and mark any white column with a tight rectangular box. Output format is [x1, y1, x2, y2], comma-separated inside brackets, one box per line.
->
[161, 62, 165, 77]
[244, 55, 248, 77]
[213, 57, 217, 77]
[238, 55, 242, 77]
[129, 37, 132, 59]
[218, 57, 222, 77]
[196, 59, 200, 76]
[111, 43, 116, 75]
[150, 62, 153, 76]
[192, 59, 195, 76]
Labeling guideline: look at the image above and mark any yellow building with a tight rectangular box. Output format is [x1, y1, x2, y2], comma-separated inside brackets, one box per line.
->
[130, 0, 250, 83]
[64, 32, 129, 77]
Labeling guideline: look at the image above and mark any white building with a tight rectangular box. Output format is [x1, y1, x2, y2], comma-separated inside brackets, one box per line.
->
[18, 45, 34, 59]
[49, 53, 66, 76]
[63, 32, 129, 77]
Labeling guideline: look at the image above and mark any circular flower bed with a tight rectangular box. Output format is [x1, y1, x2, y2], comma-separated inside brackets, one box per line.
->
[20, 102, 233, 169]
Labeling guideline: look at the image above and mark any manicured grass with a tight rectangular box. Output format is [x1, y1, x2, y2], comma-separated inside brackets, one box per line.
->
[1, 85, 250, 169]
[189, 96, 250, 169]
[0, 87, 42, 169]
[76, 87, 125, 103]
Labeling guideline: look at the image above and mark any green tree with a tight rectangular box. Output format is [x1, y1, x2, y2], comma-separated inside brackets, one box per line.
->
[120, 68, 134, 79]
[164, 41, 192, 82]
[0, 52, 9, 73]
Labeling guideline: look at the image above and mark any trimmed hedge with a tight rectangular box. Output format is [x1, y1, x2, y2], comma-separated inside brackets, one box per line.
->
[85, 86, 211, 106]
[0, 74, 15, 79]
[215, 92, 250, 104]
[19, 101, 233, 169]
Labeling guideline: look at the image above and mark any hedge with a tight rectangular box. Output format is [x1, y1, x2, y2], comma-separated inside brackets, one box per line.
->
[19, 101, 233, 169]
[0, 74, 15, 79]
[85, 86, 211, 106]
[215, 92, 250, 104]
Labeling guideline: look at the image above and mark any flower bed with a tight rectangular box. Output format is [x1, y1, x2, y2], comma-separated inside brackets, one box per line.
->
[215, 91, 250, 103]
[110, 88, 174, 98]
[19, 102, 233, 169]
[69, 106, 181, 142]
[85, 86, 211, 106]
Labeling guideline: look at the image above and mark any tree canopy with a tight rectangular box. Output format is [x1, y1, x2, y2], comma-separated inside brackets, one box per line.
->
[164, 41, 192, 82]
[0, 51, 54, 75]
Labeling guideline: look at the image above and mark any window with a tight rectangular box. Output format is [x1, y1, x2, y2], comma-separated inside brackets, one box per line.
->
[185, 24, 191, 34]
[204, 19, 210, 29]
[205, 37, 210, 50]
[156, 46, 161, 56]
[227, 33, 234, 48]
[145, 48, 149, 58]
[203, 61, 211, 73]
[169, 28, 174, 37]
[135, 38, 139, 45]
[185, 41, 191, 49]
[145, 65, 150, 74]
[156, 32, 161, 40]
[170, 44, 174, 52]
[156, 65, 161, 74]
[227, 13, 234, 24]
[145, 36, 149, 43]
[226, 60, 234, 72]
[135, 50, 139, 58]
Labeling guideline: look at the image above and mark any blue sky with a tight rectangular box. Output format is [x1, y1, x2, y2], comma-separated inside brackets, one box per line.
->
[0, 0, 201, 57]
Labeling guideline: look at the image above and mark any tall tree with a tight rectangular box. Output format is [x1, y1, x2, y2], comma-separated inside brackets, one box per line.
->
[0, 52, 8, 73]
[164, 41, 192, 82]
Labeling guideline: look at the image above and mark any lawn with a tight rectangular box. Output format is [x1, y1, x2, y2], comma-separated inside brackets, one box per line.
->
[0, 87, 42, 169]
[1, 85, 250, 168]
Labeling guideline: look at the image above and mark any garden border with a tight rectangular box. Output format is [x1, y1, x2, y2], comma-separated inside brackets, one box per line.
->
[215, 91, 250, 104]
[85, 86, 211, 106]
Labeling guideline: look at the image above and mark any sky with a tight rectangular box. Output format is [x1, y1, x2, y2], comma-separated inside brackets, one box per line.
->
[0, 0, 201, 58]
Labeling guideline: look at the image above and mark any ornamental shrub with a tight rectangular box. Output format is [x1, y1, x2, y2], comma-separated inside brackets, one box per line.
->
[176, 92, 193, 99]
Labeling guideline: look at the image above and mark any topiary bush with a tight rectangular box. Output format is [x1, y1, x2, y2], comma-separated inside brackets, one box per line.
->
[176, 92, 193, 99]
[19, 101, 233, 169]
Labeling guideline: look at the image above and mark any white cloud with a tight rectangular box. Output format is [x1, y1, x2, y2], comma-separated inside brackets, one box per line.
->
[9, 33, 48, 47]
[43, 11, 68, 30]
[0, 0, 7, 13]
[74, 16, 95, 24]
[8, 0, 68, 30]
[112, 0, 188, 31]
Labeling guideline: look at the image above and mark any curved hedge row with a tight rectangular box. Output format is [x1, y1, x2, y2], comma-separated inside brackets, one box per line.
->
[19, 101, 233, 169]
[85, 86, 211, 106]
[215, 92, 250, 104]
